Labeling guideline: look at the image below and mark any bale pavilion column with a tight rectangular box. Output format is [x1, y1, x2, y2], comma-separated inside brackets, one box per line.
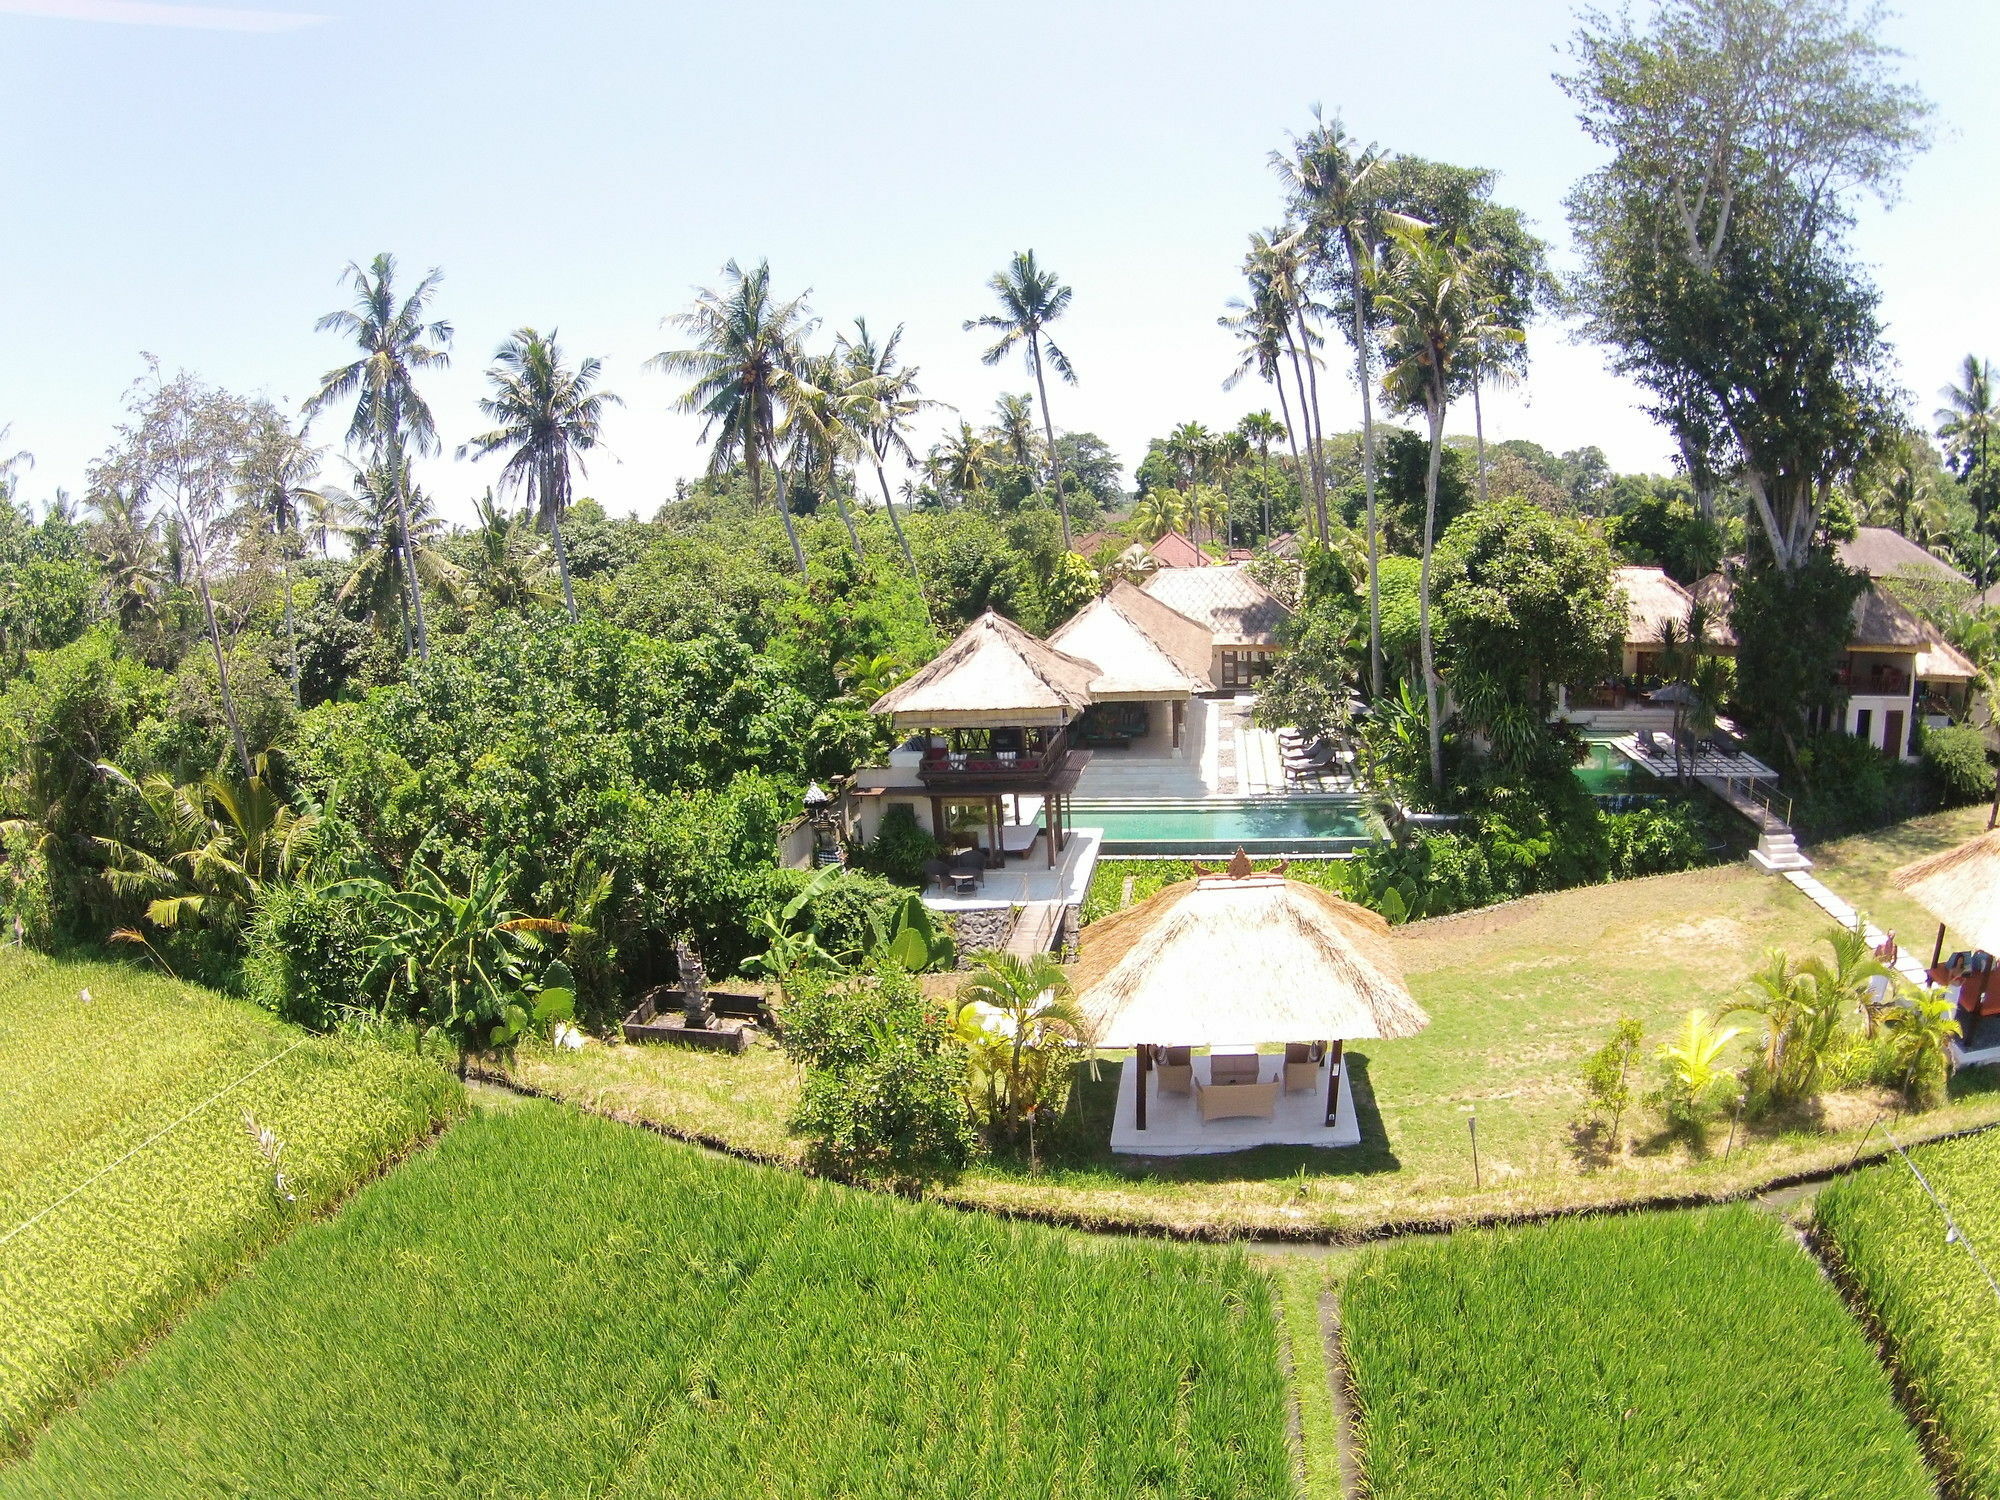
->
[929, 796, 946, 844]
[1134, 1044, 1149, 1131]
[1323, 1039, 1345, 1128]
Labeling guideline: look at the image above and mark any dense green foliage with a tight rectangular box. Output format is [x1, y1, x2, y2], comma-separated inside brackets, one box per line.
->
[1921, 722, 1997, 805]
[0, 950, 461, 1450]
[1816, 1133, 2000, 1496]
[0, 1102, 1292, 1499]
[780, 965, 977, 1185]
[1344, 1206, 1933, 1498]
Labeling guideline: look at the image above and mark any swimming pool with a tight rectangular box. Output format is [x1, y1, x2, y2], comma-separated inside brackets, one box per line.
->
[1574, 735, 1666, 798]
[1067, 796, 1370, 856]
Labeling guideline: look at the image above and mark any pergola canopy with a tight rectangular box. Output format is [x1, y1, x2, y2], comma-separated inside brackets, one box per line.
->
[1893, 829, 2000, 954]
[1071, 875, 1430, 1048]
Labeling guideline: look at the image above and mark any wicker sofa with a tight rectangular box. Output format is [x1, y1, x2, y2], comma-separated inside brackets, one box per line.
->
[1193, 1077, 1280, 1122]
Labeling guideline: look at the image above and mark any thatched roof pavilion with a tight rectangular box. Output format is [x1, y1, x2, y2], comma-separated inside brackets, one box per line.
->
[1894, 829, 2000, 957]
[1073, 869, 1429, 1137]
[871, 610, 1099, 730]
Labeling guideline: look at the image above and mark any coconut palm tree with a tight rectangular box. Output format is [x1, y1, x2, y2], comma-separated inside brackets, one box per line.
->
[1237, 411, 1285, 541]
[988, 392, 1040, 471]
[1369, 221, 1518, 789]
[1130, 490, 1187, 544]
[966, 250, 1078, 546]
[1937, 355, 1998, 587]
[777, 349, 870, 562]
[1221, 276, 1311, 539]
[838, 318, 943, 584]
[934, 422, 994, 505]
[1274, 113, 1389, 694]
[459, 328, 620, 619]
[0, 426, 32, 506]
[338, 465, 461, 649]
[649, 259, 816, 574]
[306, 253, 452, 661]
[1243, 228, 1330, 541]
[466, 491, 560, 612]
[86, 487, 164, 632]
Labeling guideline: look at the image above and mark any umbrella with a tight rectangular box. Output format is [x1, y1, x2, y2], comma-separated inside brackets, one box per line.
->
[1646, 683, 1701, 707]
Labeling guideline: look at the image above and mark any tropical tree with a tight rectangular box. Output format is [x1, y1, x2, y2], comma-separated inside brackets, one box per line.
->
[1230, 230, 1330, 540]
[86, 487, 164, 632]
[650, 259, 816, 573]
[931, 421, 993, 505]
[1562, 0, 1930, 574]
[1368, 221, 1518, 787]
[465, 491, 560, 612]
[0, 425, 30, 505]
[1274, 110, 1389, 690]
[838, 317, 942, 583]
[952, 949, 1092, 1138]
[87, 363, 260, 779]
[1130, 490, 1187, 544]
[987, 392, 1040, 471]
[1655, 1007, 1743, 1139]
[1237, 410, 1286, 541]
[966, 250, 1078, 545]
[1221, 262, 1312, 540]
[1937, 354, 1998, 586]
[337, 466, 462, 647]
[306, 253, 453, 660]
[459, 328, 620, 619]
[1884, 987, 1961, 1106]
[777, 348, 871, 562]
[1730, 925, 1889, 1106]
[97, 755, 320, 942]
[236, 408, 324, 702]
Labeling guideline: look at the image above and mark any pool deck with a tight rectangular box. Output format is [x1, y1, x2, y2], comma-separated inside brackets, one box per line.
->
[1072, 695, 1354, 801]
[921, 826, 1103, 913]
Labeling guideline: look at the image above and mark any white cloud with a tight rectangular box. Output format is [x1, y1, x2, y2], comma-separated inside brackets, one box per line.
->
[0, 0, 326, 32]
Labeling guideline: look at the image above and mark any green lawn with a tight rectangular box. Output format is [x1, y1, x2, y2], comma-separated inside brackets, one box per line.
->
[0, 1101, 1291, 1499]
[0, 950, 461, 1450]
[519, 848, 2000, 1235]
[1340, 1206, 1932, 1497]
[1816, 1132, 2000, 1497]
[1806, 801, 1993, 958]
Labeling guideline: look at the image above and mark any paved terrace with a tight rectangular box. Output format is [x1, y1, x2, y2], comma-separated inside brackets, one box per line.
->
[1073, 695, 1356, 801]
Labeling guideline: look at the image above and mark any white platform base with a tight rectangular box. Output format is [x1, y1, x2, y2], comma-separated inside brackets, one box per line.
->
[1108, 1053, 1362, 1155]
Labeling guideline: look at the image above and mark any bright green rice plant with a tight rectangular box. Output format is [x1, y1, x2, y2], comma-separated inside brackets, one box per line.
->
[1342, 1206, 1932, 1498]
[0, 950, 461, 1450]
[1816, 1132, 2000, 1496]
[0, 1103, 1293, 1499]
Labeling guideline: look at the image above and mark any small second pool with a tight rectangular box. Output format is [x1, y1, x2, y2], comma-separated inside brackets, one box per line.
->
[1068, 796, 1370, 856]
[1574, 736, 1666, 798]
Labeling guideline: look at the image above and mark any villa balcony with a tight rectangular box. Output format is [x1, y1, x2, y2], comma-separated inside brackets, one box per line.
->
[1836, 666, 1910, 695]
[916, 733, 1075, 789]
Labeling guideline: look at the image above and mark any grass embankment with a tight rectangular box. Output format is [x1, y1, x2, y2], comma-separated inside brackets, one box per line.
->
[518, 847, 2000, 1235]
[1338, 1205, 1932, 1497]
[1816, 1132, 2000, 1496]
[0, 1101, 1291, 1499]
[0, 950, 461, 1451]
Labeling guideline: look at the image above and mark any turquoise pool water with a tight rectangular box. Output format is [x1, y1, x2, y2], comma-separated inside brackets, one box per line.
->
[1574, 736, 1665, 797]
[1068, 797, 1369, 856]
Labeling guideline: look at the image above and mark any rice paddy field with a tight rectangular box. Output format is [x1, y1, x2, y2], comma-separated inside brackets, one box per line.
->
[0, 949, 461, 1451]
[1338, 1206, 1933, 1498]
[0, 1101, 1293, 1499]
[1816, 1132, 2000, 1497]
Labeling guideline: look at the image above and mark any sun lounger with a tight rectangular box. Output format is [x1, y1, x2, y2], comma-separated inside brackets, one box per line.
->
[1193, 1078, 1280, 1122]
[998, 824, 1040, 857]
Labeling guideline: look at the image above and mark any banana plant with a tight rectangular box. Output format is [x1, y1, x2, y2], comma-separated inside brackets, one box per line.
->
[878, 893, 956, 973]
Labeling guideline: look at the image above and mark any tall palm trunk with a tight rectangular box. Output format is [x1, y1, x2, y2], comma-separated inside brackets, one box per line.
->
[1257, 440, 1272, 541]
[542, 459, 580, 621]
[549, 511, 579, 619]
[386, 426, 429, 662]
[1472, 370, 1489, 506]
[1274, 381, 1307, 539]
[1419, 392, 1446, 791]
[752, 431, 808, 575]
[1349, 242, 1383, 700]
[829, 478, 867, 562]
[1298, 310, 1333, 543]
[763, 434, 809, 575]
[282, 560, 299, 707]
[1028, 336, 1070, 548]
[1280, 321, 1325, 542]
[872, 454, 922, 583]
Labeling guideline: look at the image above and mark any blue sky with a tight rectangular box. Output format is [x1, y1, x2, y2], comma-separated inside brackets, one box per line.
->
[0, 0, 1992, 522]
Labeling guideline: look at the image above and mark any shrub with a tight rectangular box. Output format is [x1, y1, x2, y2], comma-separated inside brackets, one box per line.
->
[849, 802, 940, 887]
[782, 965, 976, 1186]
[771, 866, 908, 959]
[1920, 722, 1995, 806]
[1602, 803, 1711, 877]
[241, 881, 379, 1030]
